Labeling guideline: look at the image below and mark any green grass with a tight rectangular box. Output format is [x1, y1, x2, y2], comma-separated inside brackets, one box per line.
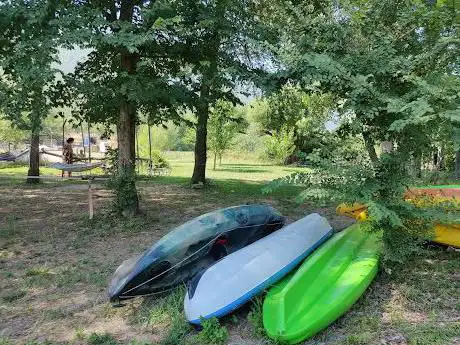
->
[0, 164, 63, 176]
[162, 151, 306, 182]
[0, 151, 305, 183]
[87, 333, 119, 345]
[0, 151, 458, 345]
[1, 289, 27, 303]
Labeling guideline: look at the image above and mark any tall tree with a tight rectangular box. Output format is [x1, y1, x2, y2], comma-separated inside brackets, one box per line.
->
[177, 0, 271, 185]
[266, 0, 459, 264]
[60, 1, 190, 215]
[0, 1, 59, 183]
[208, 100, 245, 169]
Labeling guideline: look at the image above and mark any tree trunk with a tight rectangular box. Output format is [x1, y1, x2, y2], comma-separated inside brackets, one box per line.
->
[27, 129, 40, 184]
[116, 99, 139, 216]
[116, 25, 139, 215]
[213, 151, 217, 171]
[433, 150, 438, 169]
[414, 152, 422, 179]
[455, 149, 460, 179]
[219, 154, 222, 166]
[362, 132, 379, 168]
[191, 103, 209, 184]
[191, 25, 219, 185]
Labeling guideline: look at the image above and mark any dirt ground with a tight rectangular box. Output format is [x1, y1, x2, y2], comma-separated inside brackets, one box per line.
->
[0, 180, 458, 345]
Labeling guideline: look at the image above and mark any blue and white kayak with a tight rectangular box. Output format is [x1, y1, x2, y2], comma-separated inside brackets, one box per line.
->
[184, 213, 333, 324]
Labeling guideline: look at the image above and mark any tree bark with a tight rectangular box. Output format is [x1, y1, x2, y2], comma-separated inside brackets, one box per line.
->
[362, 132, 379, 168]
[27, 129, 40, 184]
[116, 0, 139, 214]
[117, 98, 139, 216]
[433, 150, 438, 169]
[192, 102, 209, 184]
[414, 152, 422, 179]
[213, 151, 217, 171]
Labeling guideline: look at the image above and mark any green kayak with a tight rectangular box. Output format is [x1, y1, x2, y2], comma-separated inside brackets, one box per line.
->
[263, 224, 381, 344]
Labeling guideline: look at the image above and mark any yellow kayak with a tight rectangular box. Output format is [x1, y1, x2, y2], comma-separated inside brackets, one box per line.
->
[336, 186, 459, 247]
[434, 224, 460, 247]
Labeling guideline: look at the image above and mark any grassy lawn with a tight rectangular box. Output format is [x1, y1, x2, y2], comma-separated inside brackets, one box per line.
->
[163, 151, 306, 182]
[0, 153, 459, 345]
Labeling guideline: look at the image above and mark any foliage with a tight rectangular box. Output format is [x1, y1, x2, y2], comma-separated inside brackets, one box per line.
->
[265, 150, 454, 266]
[263, 0, 460, 265]
[178, 0, 273, 184]
[208, 100, 246, 169]
[0, 119, 28, 148]
[0, 1, 61, 179]
[232, 100, 267, 156]
[255, 84, 335, 156]
[194, 318, 228, 345]
[105, 148, 169, 176]
[136, 123, 195, 152]
[107, 168, 138, 217]
[104, 147, 118, 176]
[264, 127, 296, 165]
[58, 0, 198, 213]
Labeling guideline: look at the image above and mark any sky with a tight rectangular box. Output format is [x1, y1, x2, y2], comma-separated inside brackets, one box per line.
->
[57, 47, 91, 74]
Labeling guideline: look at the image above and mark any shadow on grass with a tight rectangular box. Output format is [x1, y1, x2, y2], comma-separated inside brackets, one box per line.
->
[221, 163, 276, 167]
[213, 167, 271, 173]
[141, 176, 304, 200]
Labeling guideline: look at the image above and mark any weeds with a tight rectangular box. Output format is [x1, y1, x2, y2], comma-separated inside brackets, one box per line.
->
[159, 315, 190, 345]
[87, 333, 118, 345]
[194, 318, 228, 345]
[43, 308, 72, 320]
[130, 286, 191, 345]
[247, 296, 266, 338]
[0, 215, 19, 239]
[0, 338, 12, 345]
[1, 289, 26, 302]
[78, 212, 159, 237]
[25, 266, 54, 277]
[133, 286, 185, 327]
[74, 328, 85, 341]
[345, 332, 374, 345]
[401, 322, 460, 345]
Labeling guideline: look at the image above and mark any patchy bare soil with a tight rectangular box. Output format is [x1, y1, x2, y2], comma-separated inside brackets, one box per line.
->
[0, 179, 458, 345]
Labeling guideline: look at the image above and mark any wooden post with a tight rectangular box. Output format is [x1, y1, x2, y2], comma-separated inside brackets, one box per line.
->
[88, 177, 94, 220]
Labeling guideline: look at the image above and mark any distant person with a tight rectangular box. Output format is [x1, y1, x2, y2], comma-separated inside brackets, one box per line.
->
[62, 137, 74, 177]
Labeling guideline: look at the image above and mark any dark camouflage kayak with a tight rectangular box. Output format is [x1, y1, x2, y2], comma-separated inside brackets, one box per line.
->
[109, 204, 285, 302]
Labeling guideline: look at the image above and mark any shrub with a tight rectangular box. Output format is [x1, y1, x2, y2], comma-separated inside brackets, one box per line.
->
[264, 150, 449, 268]
[264, 127, 296, 165]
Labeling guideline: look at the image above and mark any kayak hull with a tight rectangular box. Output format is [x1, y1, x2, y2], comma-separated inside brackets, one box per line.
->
[263, 224, 380, 344]
[109, 204, 285, 301]
[434, 224, 460, 247]
[184, 213, 333, 324]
